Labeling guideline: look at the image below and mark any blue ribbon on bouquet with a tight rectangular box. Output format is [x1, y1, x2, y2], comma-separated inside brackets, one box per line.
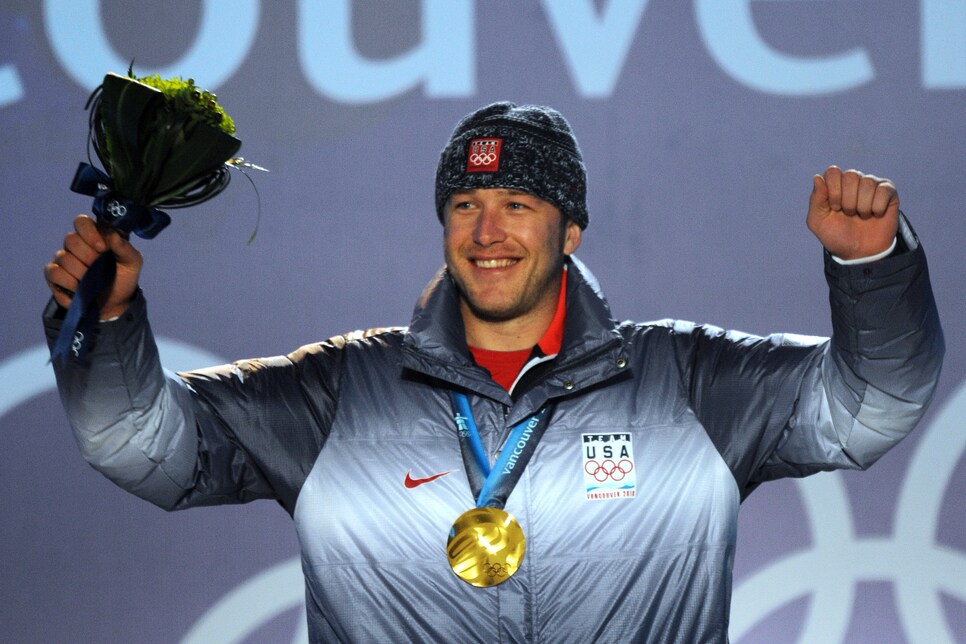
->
[49, 252, 117, 364]
[69, 163, 171, 239]
[50, 164, 171, 364]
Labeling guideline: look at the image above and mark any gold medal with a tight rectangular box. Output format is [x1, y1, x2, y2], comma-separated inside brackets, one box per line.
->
[447, 507, 526, 587]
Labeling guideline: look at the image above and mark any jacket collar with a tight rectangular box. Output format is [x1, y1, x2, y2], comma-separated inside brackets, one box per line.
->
[400, 256, 628, 411]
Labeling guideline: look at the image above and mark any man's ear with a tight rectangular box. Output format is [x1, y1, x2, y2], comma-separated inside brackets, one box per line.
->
[563, 220, 582, 255]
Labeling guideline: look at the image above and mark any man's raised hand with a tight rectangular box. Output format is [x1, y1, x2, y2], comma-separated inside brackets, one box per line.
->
[807, 165, 900, 261]
[44, 214, 143, 319]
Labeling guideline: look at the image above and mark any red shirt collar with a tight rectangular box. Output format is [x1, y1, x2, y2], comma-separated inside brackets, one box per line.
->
[536, 265, 567, 357]
[468, 267, 567, 391]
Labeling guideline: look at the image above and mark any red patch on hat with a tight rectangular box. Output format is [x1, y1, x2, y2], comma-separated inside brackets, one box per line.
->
[466, 138, 502, 173]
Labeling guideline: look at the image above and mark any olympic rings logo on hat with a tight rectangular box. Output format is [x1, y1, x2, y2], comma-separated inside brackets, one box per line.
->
[466, 138, 501, 173]
[469, 151, 497, 166]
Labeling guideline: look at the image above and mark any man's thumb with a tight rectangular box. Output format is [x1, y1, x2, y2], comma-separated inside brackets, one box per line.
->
[106, 230, 141, 266]
[809, 175, 828, 209]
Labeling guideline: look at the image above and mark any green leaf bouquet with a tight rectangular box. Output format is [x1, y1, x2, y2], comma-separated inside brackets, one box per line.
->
[70, 71, 243, 237]
[55, 71, 245, 363]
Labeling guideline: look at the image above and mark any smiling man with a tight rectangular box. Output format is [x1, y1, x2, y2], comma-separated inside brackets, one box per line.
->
[44, 102, 943, 642]
[444, 187, 580, 347]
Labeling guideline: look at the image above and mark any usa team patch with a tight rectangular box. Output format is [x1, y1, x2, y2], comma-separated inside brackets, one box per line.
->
[582, 433, 636, 500]
[466, 138, 502, 172]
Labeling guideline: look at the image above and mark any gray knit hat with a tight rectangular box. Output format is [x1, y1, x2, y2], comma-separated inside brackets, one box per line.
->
[435, 102, 588, 229]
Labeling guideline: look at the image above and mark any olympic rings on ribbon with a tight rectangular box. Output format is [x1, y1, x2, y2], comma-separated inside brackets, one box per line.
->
[106, 199, 128, 219]
[70, 331, 85, 358]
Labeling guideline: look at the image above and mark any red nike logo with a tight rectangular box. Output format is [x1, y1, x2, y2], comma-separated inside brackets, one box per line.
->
[404, 469, 452, 488]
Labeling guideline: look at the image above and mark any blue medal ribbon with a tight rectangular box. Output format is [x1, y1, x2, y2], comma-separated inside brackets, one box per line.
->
[448, 391, 553, 509]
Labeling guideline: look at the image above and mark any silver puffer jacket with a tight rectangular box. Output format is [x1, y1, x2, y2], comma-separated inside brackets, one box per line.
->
[46, 217, 943, 643]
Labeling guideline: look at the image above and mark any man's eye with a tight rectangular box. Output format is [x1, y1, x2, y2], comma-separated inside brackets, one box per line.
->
[508, 202, 527, 210]
[454, 201, 473, 210]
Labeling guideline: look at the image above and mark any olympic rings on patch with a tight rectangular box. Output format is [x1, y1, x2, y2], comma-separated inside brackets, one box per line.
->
[469, 152, 497, 166]
[584, 458, 634, 482]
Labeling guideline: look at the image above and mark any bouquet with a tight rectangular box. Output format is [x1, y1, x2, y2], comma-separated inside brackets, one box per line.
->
[53, 70, 246, 363]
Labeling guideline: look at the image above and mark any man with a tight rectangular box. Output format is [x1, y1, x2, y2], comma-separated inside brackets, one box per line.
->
[44, 103, 943, 642]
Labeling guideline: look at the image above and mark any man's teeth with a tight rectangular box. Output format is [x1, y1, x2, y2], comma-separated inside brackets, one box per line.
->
[474, 258, 517, 268]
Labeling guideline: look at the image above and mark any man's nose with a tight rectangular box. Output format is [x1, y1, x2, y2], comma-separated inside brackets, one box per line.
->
[473, 206, 507, 245]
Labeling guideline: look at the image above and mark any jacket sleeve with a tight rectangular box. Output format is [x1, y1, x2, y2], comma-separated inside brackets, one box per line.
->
[44, 292, 341, 515]
[680, 215, 944, 499]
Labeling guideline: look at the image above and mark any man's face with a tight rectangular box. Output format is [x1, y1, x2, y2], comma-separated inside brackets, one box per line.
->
[443, 188, 582, 326]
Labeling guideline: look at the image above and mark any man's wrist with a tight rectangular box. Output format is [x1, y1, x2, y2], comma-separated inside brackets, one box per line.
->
[831, 237, 898, 265]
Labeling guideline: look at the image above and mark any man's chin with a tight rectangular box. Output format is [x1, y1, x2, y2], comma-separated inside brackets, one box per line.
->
[463, 299, 522, 323]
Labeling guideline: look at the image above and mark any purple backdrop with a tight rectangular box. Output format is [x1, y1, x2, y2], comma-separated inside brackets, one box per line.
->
[2, 1, 964, 641]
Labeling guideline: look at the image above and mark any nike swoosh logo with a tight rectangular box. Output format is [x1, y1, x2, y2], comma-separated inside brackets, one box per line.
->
[404, 470, 452, 488]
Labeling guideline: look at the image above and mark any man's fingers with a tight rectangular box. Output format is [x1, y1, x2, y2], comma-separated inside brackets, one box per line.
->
[840, 169, 860, 216]
[63, 231, 101, 267]
[71, 213, 142, 268]
[809, 174, 828, 210]
[856, 174, 879, 219]
[47, 214, 143, 319]
[54, 246, 95, 283]
[872, 179, 899, 217]
[106, 229, 142, 267]
[823, 166, 843, 211]
[44, 262, 76, 290]
[820, 167, 898, 220]
[44, 262, 78, 308]
[73, 214, 107, 253]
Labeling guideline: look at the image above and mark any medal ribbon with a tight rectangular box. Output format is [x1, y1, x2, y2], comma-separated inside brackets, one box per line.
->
[448, 391, 554, 509]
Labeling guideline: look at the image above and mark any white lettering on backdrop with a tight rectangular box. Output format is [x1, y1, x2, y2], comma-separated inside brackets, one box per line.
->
[0, 0, 961, 107]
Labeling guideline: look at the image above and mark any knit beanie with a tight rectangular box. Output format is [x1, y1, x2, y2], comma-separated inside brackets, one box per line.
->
[434, 102, 588, 229]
